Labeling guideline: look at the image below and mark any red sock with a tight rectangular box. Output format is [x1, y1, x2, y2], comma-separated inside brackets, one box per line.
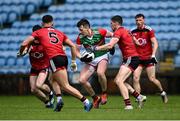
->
[131, 91, 140, 98]
[124, 99, 131, 106]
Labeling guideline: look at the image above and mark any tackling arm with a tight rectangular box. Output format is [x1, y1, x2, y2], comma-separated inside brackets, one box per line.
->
[105, 30, 113, 38]
[96, 37, 119, 51]
[75, 44, 81, 59]
[17, 36, 34, 57]
[64, 38, 78, 71]
[64, 38, 77, 61]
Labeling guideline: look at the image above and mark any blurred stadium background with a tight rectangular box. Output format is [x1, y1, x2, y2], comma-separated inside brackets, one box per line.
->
[0, 0, 180, 95]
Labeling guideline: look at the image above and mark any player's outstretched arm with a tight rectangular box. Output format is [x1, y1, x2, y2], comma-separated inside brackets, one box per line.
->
[96, 37, 118, 51]
[65, 38, 78, 72]
[17, 36, 34, 57]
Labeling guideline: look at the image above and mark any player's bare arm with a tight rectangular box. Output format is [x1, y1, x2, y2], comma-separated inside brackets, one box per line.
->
[96, 37, 118, 51]
[75, 44, 81, 59]
[106, 30, 113, 38]
[151, 37, 158, 56]
[17, 36, 34, 57]
[64, 38, 76, 61]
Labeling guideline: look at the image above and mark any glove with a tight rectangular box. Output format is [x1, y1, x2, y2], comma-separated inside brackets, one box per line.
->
[109, 46, 115, 55]
[17, 45, 30, 58]
[70, 60, 77, 72]
[151, 55, 158, 64]
[80, 54, 93, 63]
[17, 50, 27, 57]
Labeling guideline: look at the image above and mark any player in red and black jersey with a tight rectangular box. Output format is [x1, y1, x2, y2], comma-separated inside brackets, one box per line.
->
[131, 13, 168, 103]
[95, 15, 146, 109]
[18, 15, 93, 112]
[19, 25, 54, 108]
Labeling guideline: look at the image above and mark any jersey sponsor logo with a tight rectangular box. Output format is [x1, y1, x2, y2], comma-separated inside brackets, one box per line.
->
[137, 38, 147, 46]
[31, 52, 44, 59]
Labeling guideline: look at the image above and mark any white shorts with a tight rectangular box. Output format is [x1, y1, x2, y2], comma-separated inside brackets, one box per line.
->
[88, 53, 109, 67]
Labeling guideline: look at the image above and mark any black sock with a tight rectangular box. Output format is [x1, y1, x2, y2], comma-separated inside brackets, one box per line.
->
[92, 95, 98, 100]
[80, 96, 86, 102]
[131, 91, 139, 98]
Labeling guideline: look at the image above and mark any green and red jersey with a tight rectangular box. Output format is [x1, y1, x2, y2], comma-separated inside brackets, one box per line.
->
[76, 28, 108, 58]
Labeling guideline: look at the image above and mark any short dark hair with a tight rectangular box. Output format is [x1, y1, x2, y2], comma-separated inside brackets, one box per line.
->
[32, 25, 42, 32]
[111, 15, 123, 25]
[135, 13, 145, 19]
[42, 15, 53, 23]
[77, 18, 90, 28]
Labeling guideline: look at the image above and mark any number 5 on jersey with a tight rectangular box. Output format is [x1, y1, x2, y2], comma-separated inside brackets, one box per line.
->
[49, 32, 59, 44]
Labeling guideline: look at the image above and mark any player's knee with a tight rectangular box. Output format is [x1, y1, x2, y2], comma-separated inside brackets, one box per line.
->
[133, 76, 140, 82]
[36, 83, 42, 89]
[79, 77, 87, 84]
[97, 71, 104, 77]
[149, 76, 156, 82]
[31, 88, 37, 94]
[115, 79, 122, 85]
[61, 83, 71, 91]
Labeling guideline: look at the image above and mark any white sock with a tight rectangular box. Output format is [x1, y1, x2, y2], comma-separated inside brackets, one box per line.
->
[57, 96, 62, 103]
[50, 91, 53, 95]
[83, 99, 89, 105]
[136, 95, 142, 100]
[161, 91, 166, 96]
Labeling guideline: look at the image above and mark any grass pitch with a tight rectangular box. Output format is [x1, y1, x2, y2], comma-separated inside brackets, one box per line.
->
[0, 95, 179, 120]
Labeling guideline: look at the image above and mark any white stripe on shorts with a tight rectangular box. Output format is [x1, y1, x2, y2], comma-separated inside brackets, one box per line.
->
[124, 57, 131, 67]
[50, 59, 56, 72]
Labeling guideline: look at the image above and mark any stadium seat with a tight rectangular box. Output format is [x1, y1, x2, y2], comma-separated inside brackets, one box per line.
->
[0, 42, 9, 51]
[16, 57, 25, 66]
[174, 55, 180, 68]
[6, 56, 16, 67]
[110, 55, 121, 66]
[25, 3, 36, 15]
[0, 56, 6, 66]
[42, 0, 53, 7]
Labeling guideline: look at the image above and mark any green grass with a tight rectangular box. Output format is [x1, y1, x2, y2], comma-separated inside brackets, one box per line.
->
[0, 95, 179, 120]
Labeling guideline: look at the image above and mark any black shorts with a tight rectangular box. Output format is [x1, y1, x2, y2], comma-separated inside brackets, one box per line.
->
[49, 55, 68, 72]
[122, 56, 140, 71]
[30, 68, 48, 76]
[139, 59, 154, 68]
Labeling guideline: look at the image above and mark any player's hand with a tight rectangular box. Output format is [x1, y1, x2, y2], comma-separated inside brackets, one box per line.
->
[151, 55, 158, 64]
[109, 46, 115, 55]
[17, 51, 21, 57]
[70, 60, 77, 72]
[16, 50, 26, 58]
[17, 46, 29, 58]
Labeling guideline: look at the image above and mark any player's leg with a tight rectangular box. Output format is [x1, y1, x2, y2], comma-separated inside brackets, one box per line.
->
[96, 59, 108, 105]
[79, 64, 101, 108]
[36, 70, 51, 94]
[125, 83, 146, 108]
[115, 65, 133, 109]
[36, 70, 54, 108]
[133, 65, 143, 93]
[53, 69, 92, 112]
[50, 79, 63, 112]
[146, 66, 168, 103]
[29, 75, 49, 106]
